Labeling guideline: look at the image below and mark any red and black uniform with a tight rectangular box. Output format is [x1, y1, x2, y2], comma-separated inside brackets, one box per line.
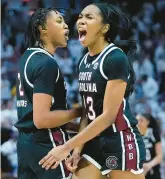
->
[78, 43, 146, 175]
[15, 47, 71, 179]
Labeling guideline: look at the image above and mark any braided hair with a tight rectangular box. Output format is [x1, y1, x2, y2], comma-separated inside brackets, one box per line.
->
[25, 8, 58, 48]
[93, 3, 136, 97]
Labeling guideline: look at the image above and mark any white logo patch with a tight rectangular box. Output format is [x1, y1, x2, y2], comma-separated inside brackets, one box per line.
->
[93, 62, 99, 70]
[106, 156, 118, 169]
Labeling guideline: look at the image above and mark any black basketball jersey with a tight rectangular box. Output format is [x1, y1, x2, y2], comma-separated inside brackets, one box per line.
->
[15, 47, 67, 131]
[78, 43, 138, 134]
[143, 127, 161, 177]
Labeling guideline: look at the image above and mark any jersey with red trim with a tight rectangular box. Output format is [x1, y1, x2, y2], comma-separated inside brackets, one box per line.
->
[78, 43, 138, 134]
[15, 47, 67, 131]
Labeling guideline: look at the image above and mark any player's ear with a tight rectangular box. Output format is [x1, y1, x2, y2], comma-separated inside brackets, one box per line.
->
[102, 24, 110, 34]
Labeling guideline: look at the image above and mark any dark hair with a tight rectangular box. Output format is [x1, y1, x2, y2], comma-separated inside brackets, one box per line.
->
[114, 40, 136, 97]
[141, 113, 160, 133]
[25, 7, 72, 48]
[93, 3, 131, 42]
[93, 3, 135, 97]
[25, 8, 57, 48]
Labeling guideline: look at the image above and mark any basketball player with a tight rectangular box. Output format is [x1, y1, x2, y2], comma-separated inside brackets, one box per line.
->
[137, 114, 163, 179]
[39, 3, 146, 179]
[15, 8, 82, 179]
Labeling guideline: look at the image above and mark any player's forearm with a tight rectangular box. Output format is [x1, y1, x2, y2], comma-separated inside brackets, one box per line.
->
[149, 154, 163, 168]
[76, 116, 88, 152]
[65, 112, 115, 151]
[34, 107, 82, 129]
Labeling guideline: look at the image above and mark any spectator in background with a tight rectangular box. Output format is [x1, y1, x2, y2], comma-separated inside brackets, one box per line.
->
[137, 113, 163, 179]
[1, 36, 14, 60]
[141, 74, 160, 116]
[1, 100, 18, 130]
[56, 48, 74, 77]
[1, 74, 11, 102]
[141, 74, 158, 100]
[1, 130, 18, 178]
[68, 36, 84, 64]
[154, 34, 165, 62]
[133, 51, 154, 80]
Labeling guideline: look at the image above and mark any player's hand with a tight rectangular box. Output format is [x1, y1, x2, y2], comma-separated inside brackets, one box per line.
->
[143, 162, 152, 175]
[74, 106, 83, 117]
[39, 145, 70, 170]
[65, 149, 81, 172]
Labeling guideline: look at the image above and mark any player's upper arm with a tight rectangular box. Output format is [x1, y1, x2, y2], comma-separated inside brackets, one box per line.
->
[102, 49, 128, 121]
[103, 79, 127, 123]
[103, 49, 130, 83]
[32, 56, 58, 128]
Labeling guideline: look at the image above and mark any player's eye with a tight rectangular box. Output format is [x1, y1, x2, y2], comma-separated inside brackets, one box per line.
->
[78, 15, 82, 19]
[57, 20, 62, 24]
[86, 16, 93, 19]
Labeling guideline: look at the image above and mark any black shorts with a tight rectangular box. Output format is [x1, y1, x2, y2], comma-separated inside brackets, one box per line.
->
[145, 168, 161, 179]
[81, 126, 146, 176]
[17, 128, 72, 179]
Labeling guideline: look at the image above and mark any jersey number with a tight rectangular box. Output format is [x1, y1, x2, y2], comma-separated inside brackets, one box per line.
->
[18, 73, 24, 96]
[83, 96, 96, 120]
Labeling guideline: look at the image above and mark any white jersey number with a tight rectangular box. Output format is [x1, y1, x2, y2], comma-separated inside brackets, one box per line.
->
[18, 73, 24, 96]
[83, 96, 96, 120]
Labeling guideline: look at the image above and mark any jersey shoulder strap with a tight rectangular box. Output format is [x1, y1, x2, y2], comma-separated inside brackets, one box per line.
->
[99, 46, 123, 80]
[24, 48, 54, 88]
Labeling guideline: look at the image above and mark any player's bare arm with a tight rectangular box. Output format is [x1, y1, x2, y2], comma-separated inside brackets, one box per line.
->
[65, 107, 88, 172]
[33, 93, 83, 129]
[39, 79, 126, 169]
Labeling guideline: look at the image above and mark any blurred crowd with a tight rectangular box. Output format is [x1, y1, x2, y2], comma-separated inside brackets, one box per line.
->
[1, 0, 165, 178]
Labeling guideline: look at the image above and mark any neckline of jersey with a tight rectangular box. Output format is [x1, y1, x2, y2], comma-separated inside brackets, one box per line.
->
[27, 46, 54, 58]
[84, 43, 114, 65]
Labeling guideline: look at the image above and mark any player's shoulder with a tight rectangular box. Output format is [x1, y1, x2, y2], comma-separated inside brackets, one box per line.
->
[105, 46, 128, 63]
[27, 47, 58, 68]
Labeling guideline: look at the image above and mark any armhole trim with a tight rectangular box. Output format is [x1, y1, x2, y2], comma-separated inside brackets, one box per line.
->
[24, 49, 54, 88]
[99, 47, 122, 80]
[79, 53, 89, 70]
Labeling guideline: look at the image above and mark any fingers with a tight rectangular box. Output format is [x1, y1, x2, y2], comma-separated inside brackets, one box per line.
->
[39, 153, 52, 165]
[65, 157, 73, 170]
[65, 156, 79, 172]
[39, 153, 58, 170]
[43, 156, 56, 170]
[65, 156, 73, 165]
[51, 161, 60, 169]
[73, 155, 80, 168]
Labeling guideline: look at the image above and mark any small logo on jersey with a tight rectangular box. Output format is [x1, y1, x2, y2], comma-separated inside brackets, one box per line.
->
[106, 156, 118, 169]
[85, 64, 90, 68]
[93, 62, 99, 70]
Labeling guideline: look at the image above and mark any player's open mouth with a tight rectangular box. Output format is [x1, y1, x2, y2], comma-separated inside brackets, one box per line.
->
[65, 31, 69, 41]
[79, 30, 87, 42]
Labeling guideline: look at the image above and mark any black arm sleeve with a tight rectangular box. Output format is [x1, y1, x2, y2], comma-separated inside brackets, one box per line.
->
[33, 57, 58, 96]
[103, 49, 129, 82]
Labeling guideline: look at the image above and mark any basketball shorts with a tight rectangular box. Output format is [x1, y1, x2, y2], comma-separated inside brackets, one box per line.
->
[81, 126, 146, 176]
[17, 128, 72, 179]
